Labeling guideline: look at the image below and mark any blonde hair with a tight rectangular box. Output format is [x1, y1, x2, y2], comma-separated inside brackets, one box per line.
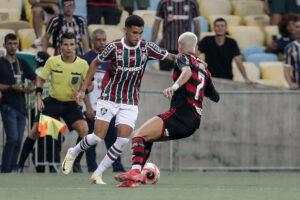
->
[178, 32, 198, 52]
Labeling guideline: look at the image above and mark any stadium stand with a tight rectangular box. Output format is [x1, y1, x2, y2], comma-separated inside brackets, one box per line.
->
[244, 14, 270, 27]
[199, 0, 232, 18]
[24, 0, 33, 28]
[117, 10, 129, 29]
[147, 0, 160, 11]
[232, 61, 260, 82]
[199, 32, 215, 40]
[228, 26, 264, 50]
[242, 46, 266, 60]
[259, 61, 289, 88]
[132, 10, 156, 26]
[264, 25, 280, 46]
[18, 28, 45, 51]
[245, 53, 278, 68]
[232, 0, 264, 17]
[88, 24, 124, 44]
[0, 21, 30, 34]
[0, 28, 15, 44]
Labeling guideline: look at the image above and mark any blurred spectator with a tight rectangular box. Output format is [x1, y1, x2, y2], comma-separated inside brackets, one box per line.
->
[265, 14, 299, 55]
[29, 0, 60, 48]
[42, 0, 89, 57]
[86, 0, 121, 25]
[198, 18, 254, 84]
[152, 0, 200, 71]
[121, 0, 149, 15]
[284, 17, 300, 90]
[264, 0, 298, 25]
[82, 29, 125, 172]
[0, 33, 36, 173]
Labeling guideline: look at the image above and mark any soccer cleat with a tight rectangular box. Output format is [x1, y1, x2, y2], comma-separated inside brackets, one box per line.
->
[117, 180, 139, 188]
[114, 169, 142, 182]
[89, 174, 106, 184]
[61, 148, 75, 175]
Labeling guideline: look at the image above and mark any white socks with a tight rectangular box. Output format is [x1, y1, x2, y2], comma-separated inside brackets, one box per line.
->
[70, 133, 102, 158]
[93, 137, 129, 175]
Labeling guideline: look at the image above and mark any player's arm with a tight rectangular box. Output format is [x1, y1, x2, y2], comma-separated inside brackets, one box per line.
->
[36, 76, 46, 110]
[163, 66, 192, 98]
[165, 53, 176, 62]
[76, 58, 101, 104]
[151, 19, 161, 43]
[204, 77, 220, 102]
[284, 67, 299, 90]
[234, 55, 255, 85]
[42, 32, 51, 52]
[81, 34, 90, 54]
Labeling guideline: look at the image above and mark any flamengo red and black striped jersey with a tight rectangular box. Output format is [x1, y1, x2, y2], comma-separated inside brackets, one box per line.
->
[171, 53, 219, 119]
[97, 38, 168, 105]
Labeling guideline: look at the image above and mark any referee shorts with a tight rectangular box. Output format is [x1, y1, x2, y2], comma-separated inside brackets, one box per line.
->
[34, 96, 84, 131]
[158, 104, 200, 140]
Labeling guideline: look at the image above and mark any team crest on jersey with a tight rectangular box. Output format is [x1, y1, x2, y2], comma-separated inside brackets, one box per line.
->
[71, 77, 79, 85]
[100, 107, 108, 115]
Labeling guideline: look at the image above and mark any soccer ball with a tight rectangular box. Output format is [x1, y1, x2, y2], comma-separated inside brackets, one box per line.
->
[141, 162, 160, 184]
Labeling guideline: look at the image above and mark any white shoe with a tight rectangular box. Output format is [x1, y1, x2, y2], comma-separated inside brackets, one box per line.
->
[61, 148, 75, 175]
[32, 38, 42, 48]
[89, 174, 106, 184]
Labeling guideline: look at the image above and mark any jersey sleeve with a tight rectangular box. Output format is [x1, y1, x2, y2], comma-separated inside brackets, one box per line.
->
[284, 45, 292, 68]
[204, 77, 220, 102]
[147, 42, 168, 60]
[176, 54, 190, 70]
[97, 42, 116, 62]
[46, 15, 58, 34]
[40, 58, 52, 80]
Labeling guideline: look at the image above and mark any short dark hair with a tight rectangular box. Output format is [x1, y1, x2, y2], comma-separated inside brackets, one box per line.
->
[60, 32, 76, 43]
[4, 33, 17, 44]
[214, 18, 227, 26]
[125, 15, 144, 28]
[62, 0, 74, 4]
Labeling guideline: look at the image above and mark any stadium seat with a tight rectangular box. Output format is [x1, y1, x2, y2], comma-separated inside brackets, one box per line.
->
[24, 0, 33, 28]
[232, 61, 260, 82]
[147, 0, 160, 11]
[232, 0, 264, 17]
[0, 28, 15, 44]
[208, 15, 241, 31]
[88, 25, 124, 43]
[242, 46, 266, 60]
[191, 16, 210, 34]
[0, 21, 29, 33]
[228, 26, 264, 50]
[264, 25, 280, 46]
[259, 61, 288, 88]
[245, 53, 278, 67]
[0, 8, 21, 21]
[200, 32, 215, 40]
[18, 28, 45, 50]
[243, 14, 270, 27]
[199, 0, 232, 18]
[132, 10, 156, 26]
[118, 10, 129, 28]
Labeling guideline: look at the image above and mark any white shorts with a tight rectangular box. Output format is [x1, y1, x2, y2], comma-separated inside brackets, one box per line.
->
[95, 99, 139, 129]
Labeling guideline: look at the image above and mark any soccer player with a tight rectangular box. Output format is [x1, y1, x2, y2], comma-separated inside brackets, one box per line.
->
[61, 15, 176, 184]
[18, 32, 91, 172]
[114, 32, 220, 187]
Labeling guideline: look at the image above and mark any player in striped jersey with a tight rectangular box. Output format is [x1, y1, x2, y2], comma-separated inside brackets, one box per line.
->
[61, 15, 176, 184]
[114, 32, 220, 187]
[284, 18, 300, 90]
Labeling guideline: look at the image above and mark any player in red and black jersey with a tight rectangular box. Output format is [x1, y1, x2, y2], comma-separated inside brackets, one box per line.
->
[115, 32, 219, 187]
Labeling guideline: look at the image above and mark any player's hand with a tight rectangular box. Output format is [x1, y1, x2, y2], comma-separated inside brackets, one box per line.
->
[37, 97, 44, 111]
[163, 86, 176, 98]
[289, 83, 299, 90]
[85, 106, 95, 120]
[74, 89, 85, 106]
[23, 87, 35, 94]
[11, 83, 24, 92]
[245, 79, 256, 85]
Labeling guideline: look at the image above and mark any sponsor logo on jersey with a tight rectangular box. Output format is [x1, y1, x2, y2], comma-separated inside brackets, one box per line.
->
[117, 65, 143, 72]
[100, 107, 108, 115]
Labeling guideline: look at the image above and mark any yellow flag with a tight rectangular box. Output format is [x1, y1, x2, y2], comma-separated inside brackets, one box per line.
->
[38, 114, 66, 140]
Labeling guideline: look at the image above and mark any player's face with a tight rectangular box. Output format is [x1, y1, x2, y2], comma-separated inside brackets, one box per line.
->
[4, 39, 18, 56]
[62, 1, 75, 17]
[124, 26, 143, 46]
[214, 21, 227, 36]
[61, 38, 76, 57]
[294, 21, 300, 40]
[93, 33, 106, 52]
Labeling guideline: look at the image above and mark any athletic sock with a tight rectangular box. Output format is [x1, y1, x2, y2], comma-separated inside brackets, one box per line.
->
[70, 133, 102, 158]
[93, 137, 129, 175]
[18, 137, 36, 168]
[142, 141, 153, 167]
[74, 136, 84, 165]
[131, 137, 145, 171]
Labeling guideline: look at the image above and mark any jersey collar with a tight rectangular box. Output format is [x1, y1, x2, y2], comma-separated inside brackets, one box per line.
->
[121, 37, 141, 50]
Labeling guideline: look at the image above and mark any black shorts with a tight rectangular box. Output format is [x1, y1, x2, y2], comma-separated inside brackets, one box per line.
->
[158, 104, 200, 140]
[34, 96, 84, 131]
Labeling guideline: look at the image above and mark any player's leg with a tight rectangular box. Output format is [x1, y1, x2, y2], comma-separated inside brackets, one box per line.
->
[114, 116, 165, 185]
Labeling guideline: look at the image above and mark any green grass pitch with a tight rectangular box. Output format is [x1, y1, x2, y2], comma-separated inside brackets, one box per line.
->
[1, 172, 300, 200]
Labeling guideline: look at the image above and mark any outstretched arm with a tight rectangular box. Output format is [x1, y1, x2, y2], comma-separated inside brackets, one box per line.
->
[163, 66, 192, 98]
[204, 77, 220, 102]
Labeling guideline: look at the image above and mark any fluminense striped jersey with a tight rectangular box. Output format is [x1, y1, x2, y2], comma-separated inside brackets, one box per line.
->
[156, 0, 200, 51]
[171, 53, 218, 119]
[284, 41, 300, 85]
[97, 38, 168, 105]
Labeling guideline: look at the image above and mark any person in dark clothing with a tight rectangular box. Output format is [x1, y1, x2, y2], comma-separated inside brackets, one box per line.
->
[198, 18, 254, 84]
[0, 33, 36, 173]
